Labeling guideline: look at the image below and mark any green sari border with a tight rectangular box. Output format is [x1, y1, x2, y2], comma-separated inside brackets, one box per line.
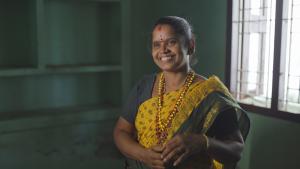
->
[175, 91, 250, 140]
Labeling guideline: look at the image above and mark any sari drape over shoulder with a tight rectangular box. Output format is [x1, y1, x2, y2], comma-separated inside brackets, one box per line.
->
[125, 75, 250, 169]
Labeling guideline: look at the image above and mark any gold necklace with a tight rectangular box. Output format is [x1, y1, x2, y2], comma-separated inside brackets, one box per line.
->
[155, 71, 195, 145]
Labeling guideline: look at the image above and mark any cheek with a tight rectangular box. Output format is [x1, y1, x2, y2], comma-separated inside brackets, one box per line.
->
[173, 46, 185, 56]
[152, 50, 158, 59]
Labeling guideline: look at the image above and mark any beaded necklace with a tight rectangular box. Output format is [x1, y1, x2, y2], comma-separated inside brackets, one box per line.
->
[155, 71, 195, 145]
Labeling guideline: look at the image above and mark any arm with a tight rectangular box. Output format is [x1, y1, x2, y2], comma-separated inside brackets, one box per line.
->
[113, 117, 165, 169]
[207, 108, 244, 164]
[162, 109, 244, 166]
[207, 129, 244, 164]
[161, 131, 244, 166]
[113, 117, 144, 160]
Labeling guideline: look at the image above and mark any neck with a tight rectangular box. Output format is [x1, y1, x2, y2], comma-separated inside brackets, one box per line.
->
[163, 66, 192, 91]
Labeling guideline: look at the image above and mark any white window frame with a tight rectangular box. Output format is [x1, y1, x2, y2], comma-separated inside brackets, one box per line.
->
[227, 0, 300, 122]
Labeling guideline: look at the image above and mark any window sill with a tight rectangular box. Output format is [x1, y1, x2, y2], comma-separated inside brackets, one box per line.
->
[239, 103, 300, 123]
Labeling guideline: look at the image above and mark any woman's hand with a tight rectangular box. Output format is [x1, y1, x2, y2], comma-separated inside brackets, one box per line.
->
[161, 134, 207, 167]
[141, 145, 165, 169]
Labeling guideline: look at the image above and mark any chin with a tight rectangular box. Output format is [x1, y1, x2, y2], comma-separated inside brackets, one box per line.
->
[155, 61, 181, 72]
[160, 64, 188, 73]
[158, 65, 178, 72]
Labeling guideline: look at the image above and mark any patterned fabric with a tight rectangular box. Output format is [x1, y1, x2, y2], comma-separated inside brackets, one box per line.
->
[126, 75, 250, 169]
[135, 76, 231, 148]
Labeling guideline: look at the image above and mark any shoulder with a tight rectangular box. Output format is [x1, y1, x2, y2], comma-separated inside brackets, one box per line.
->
[130, 73, 157, 103]
[134, 73, 156, 90]
[196, 74, 227, 89]
[121, 73, 156, 124]
[194, 73, 207, 84]
[194, 74, 223, 83]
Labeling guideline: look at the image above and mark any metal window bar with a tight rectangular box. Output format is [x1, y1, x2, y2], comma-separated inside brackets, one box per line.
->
[240, 7, 271, 11]
[230, 0, 300, 119]
[237, 69, 266, 73]
[298, 74, 300, 104]
[234, 91, 273, 99]
[277, 0, 300, 113]
[287, 87, 300, 91]
[237, 80, 265, 86]
[285, 0, 294, 108]
[266, 0, 275, 108]
[232, 91, 271, 108]
[231, 0, 275, 108]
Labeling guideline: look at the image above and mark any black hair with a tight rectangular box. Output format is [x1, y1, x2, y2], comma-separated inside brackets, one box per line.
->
[153, 16, 193, 47]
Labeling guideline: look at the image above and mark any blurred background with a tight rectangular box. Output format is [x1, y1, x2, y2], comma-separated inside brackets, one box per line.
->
[0, 0, 299, 168]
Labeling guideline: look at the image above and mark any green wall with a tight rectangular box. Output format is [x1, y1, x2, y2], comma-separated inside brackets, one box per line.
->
[0, 0, 123, 169]
[129, 0, 227, 84]
[1, 0, 299, 169]
[128, 0, 300, 169]
[238, 113, 300, 169]
[0, 117, 123, 169]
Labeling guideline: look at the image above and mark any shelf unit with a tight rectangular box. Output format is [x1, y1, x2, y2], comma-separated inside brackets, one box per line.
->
[0, 106, 121, 134]
[0, 0, 131, 119]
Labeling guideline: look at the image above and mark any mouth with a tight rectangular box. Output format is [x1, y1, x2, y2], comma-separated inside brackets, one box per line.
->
[160, 55, 174, 62]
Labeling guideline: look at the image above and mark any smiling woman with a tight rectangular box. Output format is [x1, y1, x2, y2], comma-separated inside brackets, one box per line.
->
[151, 24, 190, 73]
[114, 16, 250, 169]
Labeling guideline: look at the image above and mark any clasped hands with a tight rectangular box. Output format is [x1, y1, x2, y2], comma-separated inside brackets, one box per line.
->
[142, 134, 208, 169]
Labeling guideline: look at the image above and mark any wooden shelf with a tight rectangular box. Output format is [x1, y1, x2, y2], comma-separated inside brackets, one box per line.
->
[0, 0, 127, 134]
[0, 0, 130, 167]
[0, 65, 122, 77]
[0, 105, 120, 134]
[44, 1, 121, 66]
[45, 64, 122, 74]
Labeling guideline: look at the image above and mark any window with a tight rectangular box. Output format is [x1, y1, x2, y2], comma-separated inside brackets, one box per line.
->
[228, 0, 300, 120]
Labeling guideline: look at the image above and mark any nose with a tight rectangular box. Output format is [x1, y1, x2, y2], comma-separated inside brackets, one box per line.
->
[162, 42, 170, 53]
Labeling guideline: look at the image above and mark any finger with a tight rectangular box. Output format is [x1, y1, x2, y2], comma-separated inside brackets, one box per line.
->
[163, 146, 184, 163]
[150, 151, 163, 160]
[153, 159, 165, 166]
[165, 135, 180, 147]
[151, 159, 165, 169]
[152, 166, 165, 169]
[161, 143, 177, 159]
[173, 151, 188, 166]
[162, 139, 179, 158]
[151, 145, 164, 153]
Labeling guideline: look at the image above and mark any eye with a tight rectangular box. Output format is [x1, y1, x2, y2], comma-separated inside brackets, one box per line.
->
[167, 39, 177, 47]
[152, 42, 161, 49]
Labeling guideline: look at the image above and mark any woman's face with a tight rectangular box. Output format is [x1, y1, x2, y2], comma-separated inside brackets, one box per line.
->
[152, 24, 189, 72]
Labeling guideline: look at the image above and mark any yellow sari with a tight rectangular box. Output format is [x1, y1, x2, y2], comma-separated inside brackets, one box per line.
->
[135, 75, 237, 169]
[124, 75, 249, 169]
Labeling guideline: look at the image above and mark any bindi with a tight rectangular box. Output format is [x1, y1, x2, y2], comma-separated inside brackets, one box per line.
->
[155, 25, 165, 41]
[157, 25, 162, 31]
[159, 34, 164, 41]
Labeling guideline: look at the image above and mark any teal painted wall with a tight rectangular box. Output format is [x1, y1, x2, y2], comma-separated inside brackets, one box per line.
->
[238, 113, 300, 169]
[129, 0, 227, 84]
[0, 1, 123, 169]
[1, 0, 299, 169]
[128, 1, 300, 169]
[0, 116, 123, 169]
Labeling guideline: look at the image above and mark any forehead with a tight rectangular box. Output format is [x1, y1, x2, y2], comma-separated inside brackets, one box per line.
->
[152, 24, 177, 40]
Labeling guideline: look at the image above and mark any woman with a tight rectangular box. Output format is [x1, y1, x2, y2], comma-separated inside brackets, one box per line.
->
[114, 16, 250, 169]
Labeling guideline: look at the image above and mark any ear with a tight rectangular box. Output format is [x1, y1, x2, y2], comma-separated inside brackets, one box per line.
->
[187, 37, 195, 55]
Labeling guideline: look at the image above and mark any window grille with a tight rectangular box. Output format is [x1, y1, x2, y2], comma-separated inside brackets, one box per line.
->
[231, 0, 300, 114]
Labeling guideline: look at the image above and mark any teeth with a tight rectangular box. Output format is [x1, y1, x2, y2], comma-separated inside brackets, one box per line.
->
[161, 56, 172, 61]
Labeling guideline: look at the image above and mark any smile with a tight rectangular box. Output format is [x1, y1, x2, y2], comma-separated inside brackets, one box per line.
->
[160, 55, 173, 62]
